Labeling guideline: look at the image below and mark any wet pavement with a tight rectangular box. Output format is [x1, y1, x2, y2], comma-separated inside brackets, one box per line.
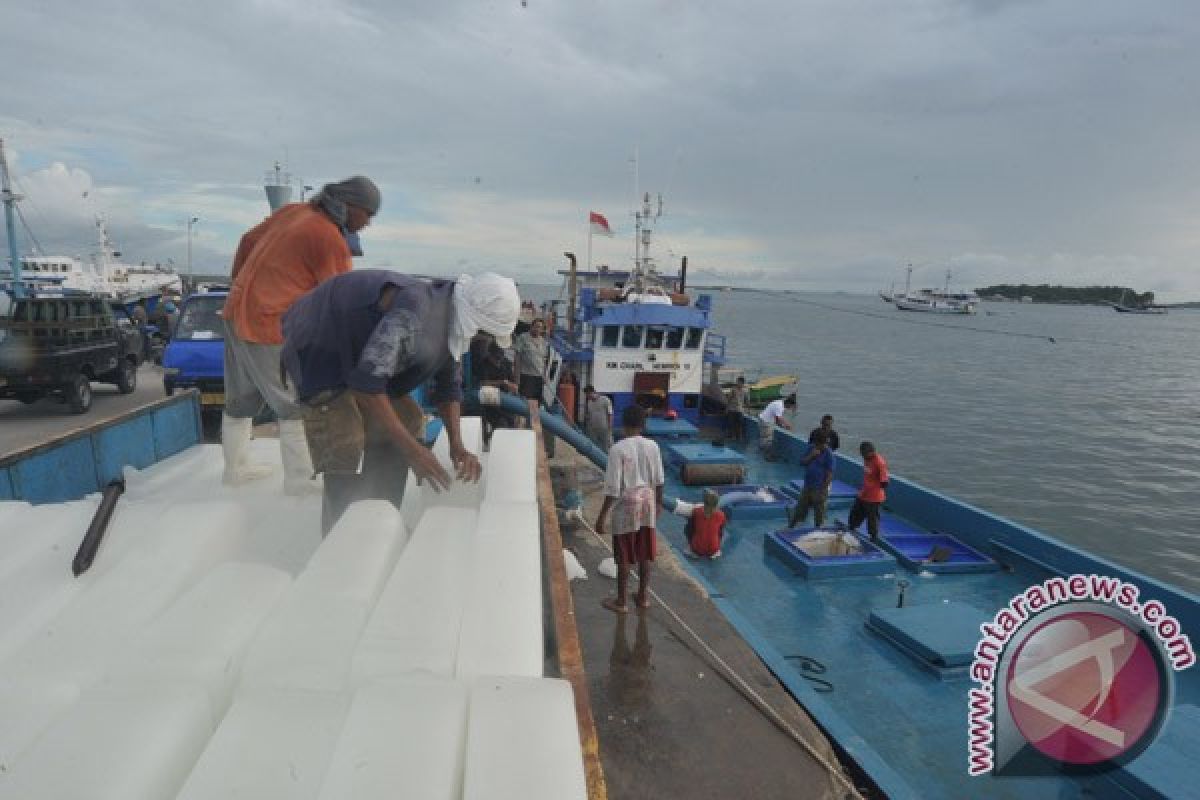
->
[552, 455, 872, 800]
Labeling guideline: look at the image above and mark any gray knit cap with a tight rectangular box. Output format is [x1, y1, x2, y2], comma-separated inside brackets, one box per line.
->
[321, 175, 381, 214]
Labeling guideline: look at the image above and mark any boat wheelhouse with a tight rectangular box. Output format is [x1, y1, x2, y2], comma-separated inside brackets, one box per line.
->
[548, 194, 727, 426]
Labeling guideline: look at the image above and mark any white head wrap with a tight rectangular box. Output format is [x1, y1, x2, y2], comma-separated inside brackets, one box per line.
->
[449, 273, 520, 360]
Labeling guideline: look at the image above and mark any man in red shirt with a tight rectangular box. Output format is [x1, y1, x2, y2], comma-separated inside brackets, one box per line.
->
[672, 490, 727, 559]
[220, 176, 380, 493]
[848, 441, 889, 541]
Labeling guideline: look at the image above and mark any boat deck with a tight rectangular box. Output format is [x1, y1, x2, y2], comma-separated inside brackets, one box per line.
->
[654, 435, 1199, 799]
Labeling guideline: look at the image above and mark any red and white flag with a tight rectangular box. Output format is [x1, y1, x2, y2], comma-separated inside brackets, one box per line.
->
[589, 211, 614, 237]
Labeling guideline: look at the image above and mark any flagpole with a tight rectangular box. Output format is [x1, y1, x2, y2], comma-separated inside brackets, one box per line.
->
[587, 223, 593, 273]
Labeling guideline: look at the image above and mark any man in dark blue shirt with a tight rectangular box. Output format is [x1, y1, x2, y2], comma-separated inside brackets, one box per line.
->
[807, 414, 840, 452]
[787, 431, 836, 529]
[282, 269, 519, 533]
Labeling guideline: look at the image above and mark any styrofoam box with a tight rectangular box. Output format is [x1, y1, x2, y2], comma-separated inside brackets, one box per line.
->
[317, 675, 468, 800]
[463, 676, 587, 800]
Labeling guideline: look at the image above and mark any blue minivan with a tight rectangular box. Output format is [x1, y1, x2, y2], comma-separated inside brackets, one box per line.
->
[162, 289, 227, 412]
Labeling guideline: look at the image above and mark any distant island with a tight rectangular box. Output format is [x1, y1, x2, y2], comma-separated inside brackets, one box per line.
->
[974, 284, 1156, 306]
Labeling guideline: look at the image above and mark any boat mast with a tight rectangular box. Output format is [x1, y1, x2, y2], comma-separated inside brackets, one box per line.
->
[904, 264, 913, 297]
[0, 139, 25, 298]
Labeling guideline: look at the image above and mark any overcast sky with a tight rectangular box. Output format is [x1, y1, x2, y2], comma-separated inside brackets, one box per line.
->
[2, 0, 1198, 298]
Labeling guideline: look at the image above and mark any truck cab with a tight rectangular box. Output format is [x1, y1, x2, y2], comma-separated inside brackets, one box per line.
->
[0, 293, 143, 413]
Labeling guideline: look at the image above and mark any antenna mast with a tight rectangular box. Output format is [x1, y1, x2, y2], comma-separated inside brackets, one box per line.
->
[0, 139, 24, 297]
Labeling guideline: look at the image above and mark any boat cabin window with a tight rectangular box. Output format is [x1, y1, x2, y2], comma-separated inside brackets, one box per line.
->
[600, 325, 619, 348]
[622, 325, 644, 348]
[666, 326, 684, 349]
[685, 327, 704, 349]
[645, 327, 666, 349]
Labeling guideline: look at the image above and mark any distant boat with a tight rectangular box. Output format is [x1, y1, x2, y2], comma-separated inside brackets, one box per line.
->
[1112, 289, 1167, 315]
[893, 269, 978, 314]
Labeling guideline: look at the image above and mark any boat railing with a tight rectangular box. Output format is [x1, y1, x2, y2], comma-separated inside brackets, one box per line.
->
[704, 332, 727, 364]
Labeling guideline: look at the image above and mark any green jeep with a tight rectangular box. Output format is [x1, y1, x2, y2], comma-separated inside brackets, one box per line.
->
[0, 294, 144, 414]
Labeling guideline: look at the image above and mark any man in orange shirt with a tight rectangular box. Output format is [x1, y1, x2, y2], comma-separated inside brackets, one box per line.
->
[220, 176, 381, 493]
[847, 440, 889, 541]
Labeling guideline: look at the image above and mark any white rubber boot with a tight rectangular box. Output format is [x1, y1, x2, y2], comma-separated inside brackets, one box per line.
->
[221, 415, 273, 486]
[279, 418, 320, 496]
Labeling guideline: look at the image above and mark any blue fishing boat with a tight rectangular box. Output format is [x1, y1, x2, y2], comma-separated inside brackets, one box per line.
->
[547, 192, 727, 429]
[642, 420, 1199, 799]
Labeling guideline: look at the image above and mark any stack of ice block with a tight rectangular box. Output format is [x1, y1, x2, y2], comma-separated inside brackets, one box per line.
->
[0, 420, 586, 799]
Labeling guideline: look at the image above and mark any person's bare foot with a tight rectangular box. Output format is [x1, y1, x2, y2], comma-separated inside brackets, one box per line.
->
[634, 595, 651, 610]
[602, 597, 628, 614]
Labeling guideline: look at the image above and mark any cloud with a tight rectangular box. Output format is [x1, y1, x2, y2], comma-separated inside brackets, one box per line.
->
[2, 0, 1199, 298]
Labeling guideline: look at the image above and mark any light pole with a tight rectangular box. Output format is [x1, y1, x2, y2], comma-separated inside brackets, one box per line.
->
[186, 216, 199, 281]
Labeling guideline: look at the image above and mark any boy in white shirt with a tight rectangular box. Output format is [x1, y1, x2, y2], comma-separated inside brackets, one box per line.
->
[595, 404, 665, 613]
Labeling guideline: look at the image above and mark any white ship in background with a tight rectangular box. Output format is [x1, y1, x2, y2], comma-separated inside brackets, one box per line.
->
[1, 137, 182, 301]
[14, 215, 183, 300]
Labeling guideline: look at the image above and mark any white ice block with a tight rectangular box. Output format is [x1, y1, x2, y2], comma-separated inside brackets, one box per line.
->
[317, 675, 468, 800]
[302, 499, 408, 605]
[398, 470, 426, 532]
[0, 501, 249, 686]
[483, 429, 537, 503]
[0, 677, 80, 769]
[103, 562, 291, 717]
[176, 688, 350, 800]
[238, 593, 371, 694]
[0, 681, 213, 800]
[236, 501, 408, 694]
[463, 676, 587, 800]
[0, 501, 104, 662]
[352, 507, 477, 681]
[422, 416, 487, 509]
[475, 500, 540, 540]
[456, 503, 543, 679]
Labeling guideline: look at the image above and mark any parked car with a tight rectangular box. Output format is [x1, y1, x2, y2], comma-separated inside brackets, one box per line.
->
[0, 293, 143, 413]
[161, 289, 227, 413]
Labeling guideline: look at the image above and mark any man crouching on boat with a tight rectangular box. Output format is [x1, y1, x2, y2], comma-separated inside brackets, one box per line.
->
[595, 404, 665, 613]
[281, 269, 520, 534]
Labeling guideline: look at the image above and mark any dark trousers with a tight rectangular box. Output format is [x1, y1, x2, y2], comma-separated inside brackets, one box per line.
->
[321, 436, 410, 535]
[315, 394, 424, 536]
[848, 498, 882, 540]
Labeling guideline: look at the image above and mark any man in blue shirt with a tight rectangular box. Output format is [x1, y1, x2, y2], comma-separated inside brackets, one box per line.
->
[282, 269, 519, 533]
[787, 430, 835, 529]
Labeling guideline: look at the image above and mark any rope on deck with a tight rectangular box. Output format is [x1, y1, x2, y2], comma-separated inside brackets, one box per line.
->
[568, 511, 865, 799]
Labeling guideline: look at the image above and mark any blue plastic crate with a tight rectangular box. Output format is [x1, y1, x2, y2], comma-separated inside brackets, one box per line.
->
[876, 531, 998, 574]
[765, 528, 897, 579]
